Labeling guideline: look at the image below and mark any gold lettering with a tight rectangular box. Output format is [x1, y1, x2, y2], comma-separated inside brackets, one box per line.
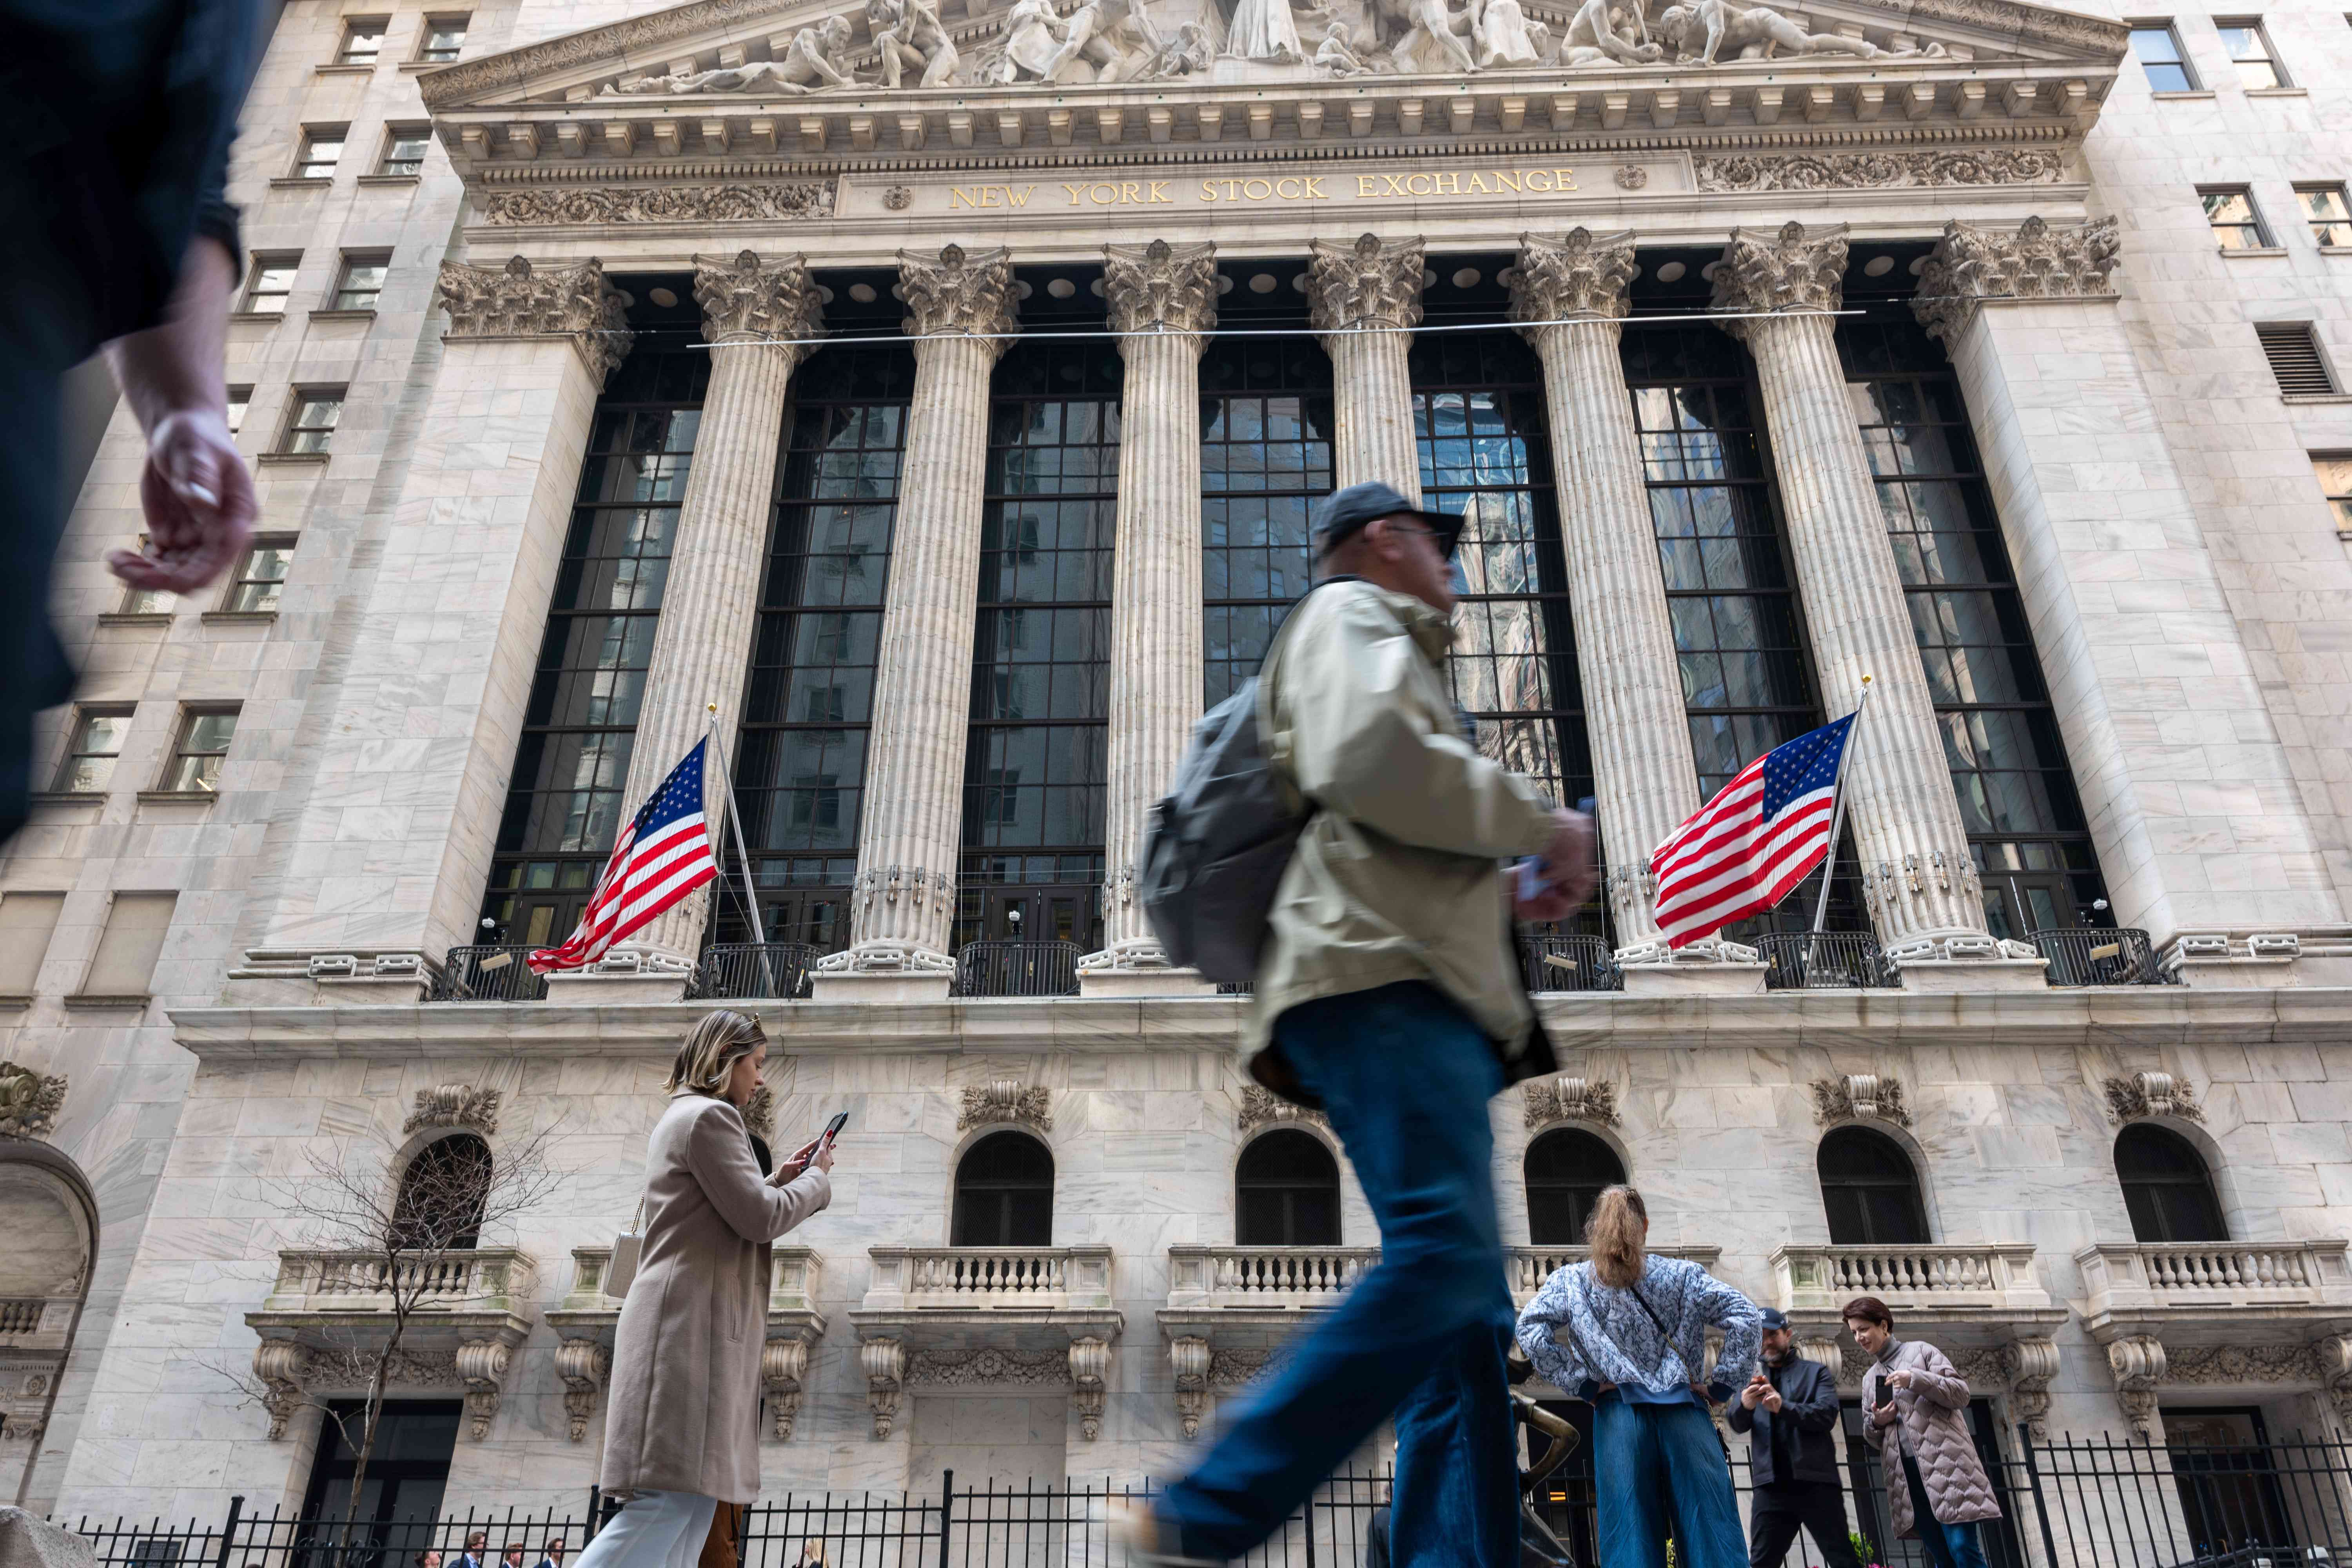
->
[1304, 176, 1327, 199]
[1554, 169, 1578, 191]
[1149, 180, 1171, 203]
[1221, 179, 1245, 201]
[1468, 173, 1492, 195]
[980, 187, 1003, 207]
[1382, 173, 1412, 196]
[1406, 173, 1434, 196]
[1359, 175, 1380, 197]
[952, 187, 980, 209]
[1062, 183, 1087, 206]
[1436, 172, 1462, 195]
[1495, 170, 1522, 193]
[1004, 185, 1036, 207]
[1524, 170, 1552, 193]
[1276, 177, 1302, 199]
[1243, 178, 1273, 200]
[1121, 181, 1143, 205]
[1201, 180, 1220, 201]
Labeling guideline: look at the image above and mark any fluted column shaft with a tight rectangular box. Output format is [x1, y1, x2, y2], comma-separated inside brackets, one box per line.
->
[1714, 223, 1989, 952]
[838, 245, 1018, 967]
[1510, 231, 1697, 953]
[1095, 241, 1217, 961]
[616, 252, 821, 962]
[1309, 234, 1427, 500]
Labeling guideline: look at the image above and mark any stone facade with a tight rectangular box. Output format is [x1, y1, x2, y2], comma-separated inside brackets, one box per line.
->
[8, 0, 2352, 1539]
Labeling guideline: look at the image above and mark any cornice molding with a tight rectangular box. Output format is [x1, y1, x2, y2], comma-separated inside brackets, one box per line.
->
[1911, 212, 2119, 340]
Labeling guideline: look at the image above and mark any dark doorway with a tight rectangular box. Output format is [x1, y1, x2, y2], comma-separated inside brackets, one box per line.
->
[296, 1400, 464, 1568]
[1524, 1130, 1626, 1246]
[950, 1130, 1055, 1247]
[2115, 1123, 2228, 1243]
[1818, 1126, 1930, 1246]
[1235, 1130, 1341, 1246]
[1838, 1397, 2026, 1568]
[2161, 1406, 2302, 1561]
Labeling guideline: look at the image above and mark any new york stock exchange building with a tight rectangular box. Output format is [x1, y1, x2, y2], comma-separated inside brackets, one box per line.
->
[11, 0, 2352, 1555]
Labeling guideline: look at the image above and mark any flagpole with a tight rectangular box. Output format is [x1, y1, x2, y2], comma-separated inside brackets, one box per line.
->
[1807, 676, 1873, 972]
[702, 704, 777, 997]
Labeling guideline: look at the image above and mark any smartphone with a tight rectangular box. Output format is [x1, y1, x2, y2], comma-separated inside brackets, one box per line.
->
[818, 1111, 849, 1147]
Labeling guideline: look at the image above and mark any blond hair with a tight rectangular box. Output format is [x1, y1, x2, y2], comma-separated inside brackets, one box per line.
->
[1587, 1185, 1649, 1290]
[664, 1009, 766, 1096]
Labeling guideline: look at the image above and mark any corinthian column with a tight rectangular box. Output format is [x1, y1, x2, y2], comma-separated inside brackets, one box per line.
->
[1308, 233, 1426, 499]
[1711, 223, 2024, 982]
[610, 251, 823, 970]
[1508, 230, 1706, 965]
[1081, 240, 1221, 996]
[813, 244, 1017, 999]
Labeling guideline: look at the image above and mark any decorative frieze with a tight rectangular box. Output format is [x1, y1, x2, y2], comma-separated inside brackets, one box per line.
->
[436, 256, 633, 385]
[1507, 228, 1635, 324]
[0, 1063, 67, 1140]
[959, 1080, 1053, 1132]
[477, 183, 836, 226]
[904, 1346, 1069, 1386]
[1209, 1346, 1276, 1386]
[1913, 216, 2121, 343]
[2103, 1071, 2203, 1124]
[403, 1084, 502, 1137]
[1810, 1073, 1911, 1128]
[1239, 1085, 1328, 1134]
[1522, 1075, 1619, 1129]
[1694, 149, 2066, 193]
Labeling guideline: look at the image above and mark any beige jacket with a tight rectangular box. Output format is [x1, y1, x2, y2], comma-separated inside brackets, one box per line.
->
[600, 1091, 830, 1503]
[1245, 579, 1562, 1099]
[1861, 1338, 2002, 1534]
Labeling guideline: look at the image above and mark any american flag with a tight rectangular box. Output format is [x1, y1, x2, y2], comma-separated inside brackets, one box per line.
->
[528, 737, 718, 973]
[1649, 714, 1857, 949]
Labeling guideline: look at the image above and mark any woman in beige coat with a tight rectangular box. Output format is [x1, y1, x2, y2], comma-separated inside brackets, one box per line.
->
[577, 1011, 833, 1568]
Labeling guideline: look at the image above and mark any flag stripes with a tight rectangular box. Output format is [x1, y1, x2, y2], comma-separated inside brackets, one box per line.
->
[529, 737, 718, 973]
[1649, 713, 1856, 949]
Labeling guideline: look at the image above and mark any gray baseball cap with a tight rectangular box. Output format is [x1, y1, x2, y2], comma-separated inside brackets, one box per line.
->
[1311, 481, 1465, 559]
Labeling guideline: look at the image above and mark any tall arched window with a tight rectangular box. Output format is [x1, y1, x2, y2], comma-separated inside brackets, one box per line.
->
[392, 1134, 492, 1250]
[1524, 1129, 1626, 1245]
[1817, 1126, 1930, 1246]
[1236, 1130, 1341, 1246]
[2115, 1123, 2227, 1243]
[951, 1131, 1054, 1247]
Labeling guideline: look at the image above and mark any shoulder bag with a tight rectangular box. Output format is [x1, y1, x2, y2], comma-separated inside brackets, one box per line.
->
[603, 1195, 648, 1298]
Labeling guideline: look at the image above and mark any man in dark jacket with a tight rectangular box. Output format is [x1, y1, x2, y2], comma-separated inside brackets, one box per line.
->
[1730, 1308, 1863, 1568]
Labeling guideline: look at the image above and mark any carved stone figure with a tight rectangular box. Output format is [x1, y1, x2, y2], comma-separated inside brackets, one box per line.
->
[1137, 21, 1214, 77]
[1474, 0, 1544, 66]
[604, 18, 857, 93]
[980, 0, 1073, 82]
[1227, 0, 1309, 63]
[1656, 0, 1882, 64]
[1313, 18, 1374, 72]
[1041, 0, 1164, 83]
[1390, 0, 1482, 72]
[868, 0, 960, 87]
[1559, 0, 1660, 65]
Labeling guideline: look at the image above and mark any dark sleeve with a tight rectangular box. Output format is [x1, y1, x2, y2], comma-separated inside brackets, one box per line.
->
[191, 193, 243, 279]
[1728, 1401, 1756, 1434]
[1789, 1363, 1842, 1431]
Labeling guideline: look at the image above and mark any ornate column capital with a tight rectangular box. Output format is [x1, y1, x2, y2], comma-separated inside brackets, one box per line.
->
[1708, 221, 1849, 327]
[1308, 232, 1426, 337]
[895, 243, 1018, 345]
[1508, 229, 1637, 332]
[693, 249, 826, 347]
[1913, 216, 2122, 343]
[1104, 240, 1218, 341]
[436, 254, 633, 386]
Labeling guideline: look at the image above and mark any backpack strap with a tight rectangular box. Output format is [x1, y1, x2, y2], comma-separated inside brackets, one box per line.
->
[1254, 577, 1359, 815]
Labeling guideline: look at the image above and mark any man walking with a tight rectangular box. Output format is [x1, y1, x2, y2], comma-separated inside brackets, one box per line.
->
[1121, 481, 1598, 1566]
[1849, 1297, 2001, 1568]
[1730, 1308, 1862, 1568]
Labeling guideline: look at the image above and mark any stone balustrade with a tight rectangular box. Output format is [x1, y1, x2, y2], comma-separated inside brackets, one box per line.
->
[259, 1247, 537, 1317]
[1509, 1245, 1724, 1306]
[0, 1296, 76, 1351]
[862, 1245, 1115, 1311]
[1165, 1245, 1380, 1310]
[1771, 1243, 2051, 1318]
[2075, 1240, 2352, 1336]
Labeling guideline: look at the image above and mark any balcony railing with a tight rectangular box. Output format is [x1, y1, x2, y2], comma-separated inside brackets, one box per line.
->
[2030, 926, 2169, 987]
[690, 942, 826, 1001]
[2076, 1240, 2352, 1328]
[0, 1294, 76, 1348]
[1758, 932, 1897, 990]
[862, 1245, 1115, 1311]
[428, 946, 547, 1002]
[258, 1247, 539, 1316]
[1517, 935, 1623, 993]
[1166, 1246, 1380, 1310]
[953, 939, 1082, 998]
[1769, 1244, 2051, 1316]
[1508, 1244, 1724, 1305]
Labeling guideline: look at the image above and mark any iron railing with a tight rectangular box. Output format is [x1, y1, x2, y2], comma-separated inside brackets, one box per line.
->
[1758, 931, 1898, 990]
[952, 939, 1082, 998]
[1517, 934, 1623, 993]
[428, 946, 547, 1003]
[690, 942, 827, 1001]
[2030, 926, 2169, 987]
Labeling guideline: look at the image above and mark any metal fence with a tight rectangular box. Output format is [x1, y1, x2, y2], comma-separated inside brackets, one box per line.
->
[1517, 934, 1623, 994]
[2029, 926, 2170, 987]
[1757, 931, 1897, 990]
[690, 943, 827, 1001]
[428, 947, 548, 1003]
[952, 940, 1082, 998]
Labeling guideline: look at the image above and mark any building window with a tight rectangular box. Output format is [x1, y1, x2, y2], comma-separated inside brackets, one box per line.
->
[2116, 1123, 2228, 1243]
[417, 15, 470, 61]
[2201, 187, 2272, 250]
[392, 1134, 493, 1250]
[294, 127, 345, 180]
[2214, 18, 2287, 86]
[2298, 184, 2352, 246]
[1202, 337, 1334, 707]
[949, 1131, 1054, 1247]
[332, 254, 389, 311]
[2313, 454, 2352, 535]
[336, 18, 387, 63]
[160, 710, 237, 793]
[1524, 1128, 1627, 1246]
[120, 545, 172, 614]
[1817, 1125, 1931, 1246]
[222, 537, 295, 613]
[76, 891, 177, 1000]
[484, 332, 707, 951]
[54, 708, 132, 793]
[242, 255, 300, 315]
[379, 125, 432, 177]
[0, 892, 67, 999]
[954, 337, 1121, 954]
[2256, 322, 2337, 395]
[280, 390, 344, 455]
[299, 1401, 461, 1533]
[1235, 1130, 1341, 1247]
[225, 387, 250, 437]
[2129, 22, 2198, 90]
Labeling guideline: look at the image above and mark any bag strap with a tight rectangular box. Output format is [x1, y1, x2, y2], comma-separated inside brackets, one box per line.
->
[1629, 1282, 1677, 1345]
[625, 1194, 648, 1235]
[1254, 575, 1362, 812]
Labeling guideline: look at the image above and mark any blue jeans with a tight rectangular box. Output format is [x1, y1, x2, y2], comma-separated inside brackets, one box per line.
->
[1592, 1395, 1747, 1568]
[1159, 982, 1519, 1566]
[1903, 1455, 1993, 1568]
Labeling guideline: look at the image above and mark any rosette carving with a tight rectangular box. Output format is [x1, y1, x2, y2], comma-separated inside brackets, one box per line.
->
[1104, 240, 1218, 340]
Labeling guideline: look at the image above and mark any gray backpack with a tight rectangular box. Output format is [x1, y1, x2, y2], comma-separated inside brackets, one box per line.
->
[1137, 586, 1337, 984]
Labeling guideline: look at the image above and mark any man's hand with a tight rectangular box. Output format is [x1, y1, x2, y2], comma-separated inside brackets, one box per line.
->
[108, 409, 256, 593]
[1514, 807, 1598, 922]
[1740, 1374, 1768, 1411]
[1762, 1386, 1784, 1414]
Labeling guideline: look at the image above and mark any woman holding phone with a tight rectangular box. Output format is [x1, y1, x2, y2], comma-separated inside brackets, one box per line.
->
[580, 1010, 838, 1568]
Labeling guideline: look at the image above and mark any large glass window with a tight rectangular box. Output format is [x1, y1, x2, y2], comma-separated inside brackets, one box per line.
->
[1839, 312, 2109, 938]
[2116, 1123, 2229, 1242]
[1524, 1128, 1626, 1245]
[954, 341, 1121, 951]
[1818, 1125, 1930, 1245]
[1236, 1129, 1342, 1246]
[730, 345, 913, 951]
[951, 1131, 1054, 1246]
[483, 341, 706, 949]
[1201, 338, 1334, 706]
[297, 1400, 463, 1568]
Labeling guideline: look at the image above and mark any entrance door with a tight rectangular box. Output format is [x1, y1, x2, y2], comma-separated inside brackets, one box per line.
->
[960, 885, 1098, 951]
[296, 1400, 464, 1568]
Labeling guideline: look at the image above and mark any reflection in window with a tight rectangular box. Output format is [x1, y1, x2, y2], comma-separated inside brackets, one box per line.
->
[164, 710, 238, 792]
[951, 1131, 1054, 1246]
[2116, 1123, 2228, 1242]
[280, 391, 343, 454]
[1236, 1130, 1341, 1246]
[2301, 185, 2352, 247]
[1201, 338, 1334, 706]
[2215, 19, 2287, 87]
[1818, 1125, 1930, 1245]
[56, 710, 132, 793]
[2129, 23, 2197, 91]
[2202, 188, 2271, 250]
[1524, 1128, 1626, 1245]
[226, 537, 295, 612]
[380, 127, 432, 177]
[244, 256, 300, 315]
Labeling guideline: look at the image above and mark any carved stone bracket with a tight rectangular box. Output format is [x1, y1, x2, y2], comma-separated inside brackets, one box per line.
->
[0, 1061, 68, 1140]
[2316, 1334, 2352, 1428]
[959, 1080, 1053, 1132]
[1913, 216, 2122, 343]
[1169, 1336, 1212, 1438]
[762, 1333, 814, 1441]
[253, 1341, 313, 1440]
[555, 1338, 610, 1442]
[1069, 1336, 1111, 1441]
[1307, 233, 1426, 343]
[1507, 228, 1636, 330]
[403, 1084, 502, 1137]
[437, 256, 634, 387]
[1104, 240, 1218, 342]
[1522, 1075, 1619, 1129]
[2107, 1334, 2166, 1439]
[2002, 1336, 2061, 1443]
[695, 250, 826, 345]
[862, 1338, 906, 1439]
[1709, 220, 1848, 324]
[1239, 1085, 1329, 1135]
[456, 1338, 513, 1439]
[1810, 1073, 1911, 1129]
[897, 243, 1018, 344]
[2103, 1071, 2203, 1125]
